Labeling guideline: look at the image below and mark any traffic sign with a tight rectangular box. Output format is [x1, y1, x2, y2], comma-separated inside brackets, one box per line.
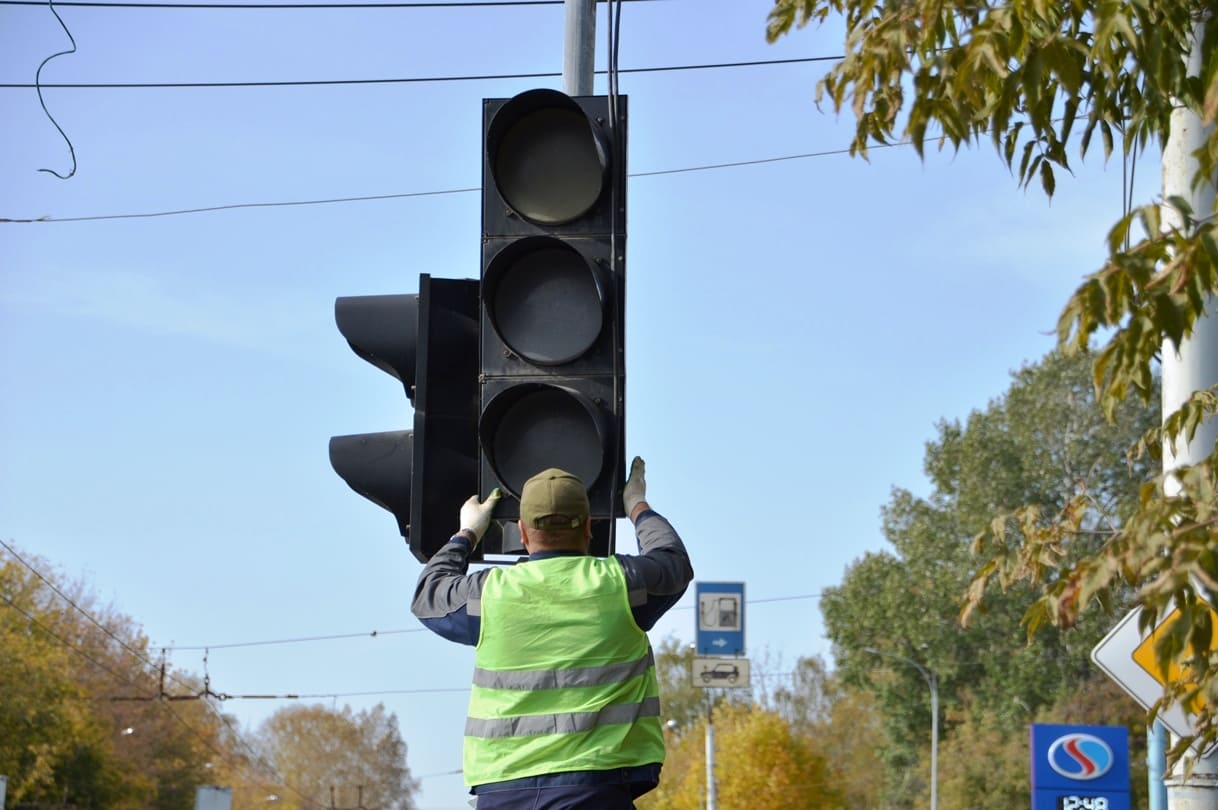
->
[1092, 607, 1200, 739]
[696, 581, 745, 655]
[692, 657, 751, 689]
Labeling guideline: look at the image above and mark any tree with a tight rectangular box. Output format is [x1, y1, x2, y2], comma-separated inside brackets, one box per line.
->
[256, 703, 418, 810]
[0, 547, 229, 809]
[766, 0, 1218, 752]
[638, 703, 844, 810]
[819, 351, 1155, 807]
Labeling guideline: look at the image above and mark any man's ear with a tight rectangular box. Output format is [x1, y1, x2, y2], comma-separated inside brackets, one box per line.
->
[582, 519, 592, 552]
[518, 521, 531, 553]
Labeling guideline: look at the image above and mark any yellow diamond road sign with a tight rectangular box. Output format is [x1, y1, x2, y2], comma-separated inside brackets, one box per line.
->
[1092, 606, 1216, 740]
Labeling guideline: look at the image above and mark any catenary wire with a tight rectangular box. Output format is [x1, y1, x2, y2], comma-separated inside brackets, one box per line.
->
[0, 0, 660, 6]
[0, 55, 841, 89]
[0, 144, 895, 224]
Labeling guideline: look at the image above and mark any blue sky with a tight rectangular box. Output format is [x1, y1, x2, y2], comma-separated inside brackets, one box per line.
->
[1, 0, 1159, 807]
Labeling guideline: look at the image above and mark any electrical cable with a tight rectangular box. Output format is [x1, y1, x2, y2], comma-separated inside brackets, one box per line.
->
[165, 626, 427, 651]
[0, 0, 661, 6]
[0, 144, 888, 224]
[34, 0, 78, 178]
[0, 56, 841, 89]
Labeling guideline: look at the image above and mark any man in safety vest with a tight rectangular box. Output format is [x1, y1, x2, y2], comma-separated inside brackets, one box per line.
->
[411, 456, 693, 809]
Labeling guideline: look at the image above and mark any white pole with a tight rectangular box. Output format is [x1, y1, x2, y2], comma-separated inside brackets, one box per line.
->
[1162, 12, 1218, 810]
[562, 0, 596, 96]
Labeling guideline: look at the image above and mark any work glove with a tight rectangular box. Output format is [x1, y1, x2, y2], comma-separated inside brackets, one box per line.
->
[459, 489, 501, 545]
[622, 456, 647, 516]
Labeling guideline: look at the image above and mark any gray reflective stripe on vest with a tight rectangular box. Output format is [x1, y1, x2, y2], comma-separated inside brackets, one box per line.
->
[472, 650, 654, 691]
[465, 695, 661, 739]
[465, 578, 485, 617]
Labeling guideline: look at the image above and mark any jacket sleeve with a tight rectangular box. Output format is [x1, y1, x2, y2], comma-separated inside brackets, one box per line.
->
[411, 536, 489, 646]
[615, 510, 694, 631]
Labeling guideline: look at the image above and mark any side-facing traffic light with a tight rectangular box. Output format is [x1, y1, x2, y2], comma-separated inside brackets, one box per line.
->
[330, 275, 480, 562]
[478, 89, 627, 555]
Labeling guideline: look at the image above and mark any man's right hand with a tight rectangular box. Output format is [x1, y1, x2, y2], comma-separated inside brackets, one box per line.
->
[459, 489, 501, 545]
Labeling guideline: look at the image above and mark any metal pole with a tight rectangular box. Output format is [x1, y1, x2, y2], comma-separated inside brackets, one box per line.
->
[705, 697, 718, 810]
[929, 671, 938, 810]
[1162, 12, 1218, 810]
[864, 648, 938, 810]
[1152, 721, 1169, 810]
[562, 0, 596, 96]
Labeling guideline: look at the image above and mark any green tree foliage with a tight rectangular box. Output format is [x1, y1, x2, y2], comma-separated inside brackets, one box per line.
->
[255, 703, 418, 810]
[766, 0, 1218, 753]
[818, 352, 1155, 807]
[0, 549, 226, 808]
[639, 703, 845, 810]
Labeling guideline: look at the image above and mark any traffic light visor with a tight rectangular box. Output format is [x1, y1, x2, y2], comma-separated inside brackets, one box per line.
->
[487, 89, 608, 225]
[484, 236, 605, 366]
[334, 294, 420, 398]
[480, 383, 607, 499]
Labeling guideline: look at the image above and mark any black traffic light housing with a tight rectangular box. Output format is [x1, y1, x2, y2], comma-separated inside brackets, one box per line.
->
[477, 89, 627, 556]
[330, 275, 480, 563]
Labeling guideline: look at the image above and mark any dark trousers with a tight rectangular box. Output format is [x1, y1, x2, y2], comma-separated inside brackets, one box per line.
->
[472, 783, 637, 809]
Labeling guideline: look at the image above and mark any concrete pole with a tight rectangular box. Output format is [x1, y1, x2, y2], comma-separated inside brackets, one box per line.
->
[706, 698, 718, 810]
[562, 0, 596, 96]
[1162, 12, 1218, 810]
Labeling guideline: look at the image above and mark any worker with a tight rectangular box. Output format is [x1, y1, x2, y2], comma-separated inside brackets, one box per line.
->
[411, 456, 693, 808]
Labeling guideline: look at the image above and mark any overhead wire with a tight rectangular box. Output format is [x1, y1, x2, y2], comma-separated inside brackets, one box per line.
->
[1, 0, 661, 6]
[0, 144, 895, 224]
[0, 55, 840, 89]
[34, 0, 78, 178]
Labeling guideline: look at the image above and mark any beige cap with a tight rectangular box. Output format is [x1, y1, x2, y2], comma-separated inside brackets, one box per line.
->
[519, 468, 589, 529]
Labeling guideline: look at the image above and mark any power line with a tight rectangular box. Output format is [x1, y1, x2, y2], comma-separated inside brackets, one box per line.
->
[0, 0, 657, 6]
[0, 55, 838, 90]
[0, 143, 889, 224]
[166, 627, 427, 651]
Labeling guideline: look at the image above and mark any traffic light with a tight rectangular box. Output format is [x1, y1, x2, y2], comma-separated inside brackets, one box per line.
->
[477, 89, 627, 556]
[329, 275, 480, 563]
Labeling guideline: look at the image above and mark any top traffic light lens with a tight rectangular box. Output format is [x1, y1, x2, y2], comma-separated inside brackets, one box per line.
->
[487, 89, 608, 225]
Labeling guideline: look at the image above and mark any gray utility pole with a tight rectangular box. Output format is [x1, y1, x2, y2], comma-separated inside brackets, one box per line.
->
[563, 0, 596, 95]
[1162, 12, 1218, 810]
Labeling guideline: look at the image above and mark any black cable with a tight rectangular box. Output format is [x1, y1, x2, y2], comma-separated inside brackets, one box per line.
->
[0, 56, 841, 89]
[0, 145, 892, 224]
[35, 0, 78, 178]
[0, 0, 661, 6]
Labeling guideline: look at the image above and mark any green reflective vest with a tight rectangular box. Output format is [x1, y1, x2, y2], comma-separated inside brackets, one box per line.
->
[463, 555, 666, 787]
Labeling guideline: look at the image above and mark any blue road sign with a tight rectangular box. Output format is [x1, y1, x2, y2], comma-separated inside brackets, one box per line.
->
[695, 581, 745, 655]
[1030, 724, 1130, 810]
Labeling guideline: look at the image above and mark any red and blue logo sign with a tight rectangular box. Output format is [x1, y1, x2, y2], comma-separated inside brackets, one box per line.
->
[1031, 724, 1129, 810]
[1046, 733, 1115, 780]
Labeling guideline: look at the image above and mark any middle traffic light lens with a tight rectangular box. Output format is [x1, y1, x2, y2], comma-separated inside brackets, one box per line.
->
[486, 238, 604, 366]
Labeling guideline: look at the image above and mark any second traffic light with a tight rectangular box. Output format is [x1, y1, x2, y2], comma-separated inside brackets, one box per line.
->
[329, 275, 480, 563]
[478, 89, 627, 552]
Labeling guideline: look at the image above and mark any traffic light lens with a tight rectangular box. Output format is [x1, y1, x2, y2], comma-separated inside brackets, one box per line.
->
[490, 96, 606, 225]
[483, 385, 605, 498]
[487, 240, 603, 365]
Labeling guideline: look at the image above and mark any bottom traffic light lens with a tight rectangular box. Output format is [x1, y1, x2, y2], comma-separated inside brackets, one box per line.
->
[481, 383, 606, 498]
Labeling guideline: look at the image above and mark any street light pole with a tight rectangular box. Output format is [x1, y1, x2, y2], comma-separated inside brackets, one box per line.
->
[864, 648, 939, 810]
